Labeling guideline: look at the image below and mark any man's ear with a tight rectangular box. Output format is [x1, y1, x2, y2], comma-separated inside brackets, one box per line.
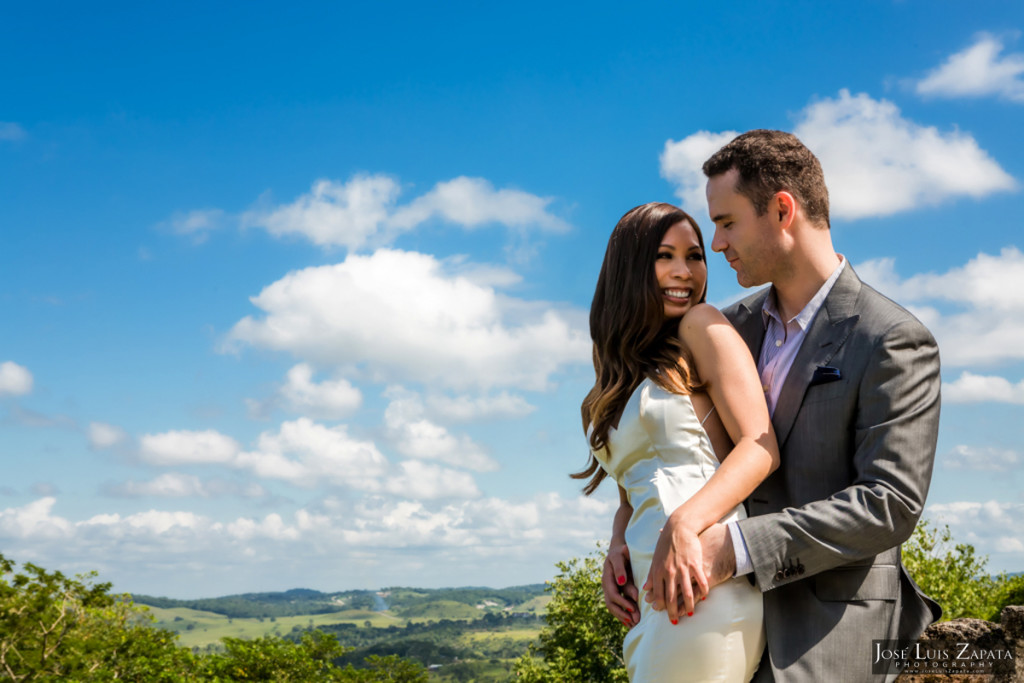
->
[773, 191, 797, 230]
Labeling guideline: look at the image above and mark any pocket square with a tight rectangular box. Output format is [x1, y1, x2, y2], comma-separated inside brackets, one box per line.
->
[810, 365, 842, 386]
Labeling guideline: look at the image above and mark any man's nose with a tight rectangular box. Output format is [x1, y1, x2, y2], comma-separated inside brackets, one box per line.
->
[711, 227, 726, 253]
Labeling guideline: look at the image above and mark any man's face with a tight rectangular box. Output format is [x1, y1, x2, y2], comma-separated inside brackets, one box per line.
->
[706, 169, 779, 288]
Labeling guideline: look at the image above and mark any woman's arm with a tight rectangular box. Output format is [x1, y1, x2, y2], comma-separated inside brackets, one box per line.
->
[602, 486, 639, 626]
[644, 303, 779, 624]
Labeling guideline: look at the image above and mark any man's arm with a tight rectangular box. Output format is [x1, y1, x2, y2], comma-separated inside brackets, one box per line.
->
[739, 318, 940, 589]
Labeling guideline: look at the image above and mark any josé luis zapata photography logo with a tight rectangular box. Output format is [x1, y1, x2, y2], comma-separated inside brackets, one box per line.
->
[872, 639, 1015, 676]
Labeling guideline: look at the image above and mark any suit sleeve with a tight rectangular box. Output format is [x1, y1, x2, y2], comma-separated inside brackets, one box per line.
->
[736, 317, 941, 591]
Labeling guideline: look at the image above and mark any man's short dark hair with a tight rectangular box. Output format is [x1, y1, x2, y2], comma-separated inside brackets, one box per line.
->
[702, 129, 830, 228]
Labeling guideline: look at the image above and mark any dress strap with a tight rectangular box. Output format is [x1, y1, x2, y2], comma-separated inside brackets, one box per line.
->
[700, 404, 717, 426]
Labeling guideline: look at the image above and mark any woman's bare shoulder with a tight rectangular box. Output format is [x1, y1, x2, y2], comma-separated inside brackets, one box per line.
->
[677, 303, 732, 338]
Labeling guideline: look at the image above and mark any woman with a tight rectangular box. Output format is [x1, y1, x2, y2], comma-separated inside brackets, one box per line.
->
[575, 203, 778, 682]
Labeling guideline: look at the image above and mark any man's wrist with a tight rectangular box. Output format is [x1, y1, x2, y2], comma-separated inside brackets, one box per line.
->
[728, 521, 753, 577]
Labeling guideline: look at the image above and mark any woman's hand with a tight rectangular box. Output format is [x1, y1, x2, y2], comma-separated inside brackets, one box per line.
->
[643, 508, 709, 624]
[602, 541, 640, 627]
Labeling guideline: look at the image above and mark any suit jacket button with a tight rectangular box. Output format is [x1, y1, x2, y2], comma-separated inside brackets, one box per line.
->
[797, 564, 805, 575]
[775, 570, 785, 582]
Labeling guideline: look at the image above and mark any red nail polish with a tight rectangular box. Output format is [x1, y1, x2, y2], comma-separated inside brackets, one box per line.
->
[701, 596, 706, 601]
[687, 612, 693, 617]
[617, 575, 626, 585]
[670, 618, 678, 625]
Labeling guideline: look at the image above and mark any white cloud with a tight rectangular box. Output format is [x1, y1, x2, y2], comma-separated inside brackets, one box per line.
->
[242, 175, 400, 250]
[237, 418, 388, 489]
[0, 491, 617, 596]
[0, 361, 33, 396]
[943, 372, 1024, 404]
[241, 174, 568, 251]
[383, 460, 481, 499]
[389, 176, 569, 232]
[89, 422, 129, 449]
[383, 390, 498, 472]
[81, 509, 208, 536]
[855, 248, 1024, 366]
[225, 513, 301, 541]
[942, 445, 1021, 472]
[224, 249, 589, 391]
[659, 130, 739, 216]
[0, 122, 26, 141]
[163, 209, 226, 244]
[275, 363, 362, 419]
[425, 391, 536, 421]
[926, 501, 1024, 559]
[139, 429, 240, 466]
[660, 90, 1016, 221]
[0, 498, 71, 540]
[916, 34, 1024, 102]
[103, 473, 268, 499]
[798, 90, 1016, 218]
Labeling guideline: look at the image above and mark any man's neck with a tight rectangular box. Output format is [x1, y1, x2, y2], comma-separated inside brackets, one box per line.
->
[772, 251, 842, 321]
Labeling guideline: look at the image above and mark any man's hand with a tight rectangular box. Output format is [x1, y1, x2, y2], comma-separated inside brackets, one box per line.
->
[602, 542, 639, 627]
[700, 523, 736, 588]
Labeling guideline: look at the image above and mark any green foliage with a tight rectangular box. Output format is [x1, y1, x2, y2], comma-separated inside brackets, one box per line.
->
[0, 553, 196, 681]
[514, 551, 628, 683]
[988, 573, 1024, 622]
[200, 631, 348, 681]
[0, 554, 432, 682]
[903, 520, 1005, 621]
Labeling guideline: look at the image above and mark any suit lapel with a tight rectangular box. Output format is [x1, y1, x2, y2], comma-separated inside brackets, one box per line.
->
[731, 290, 769, 359]
[772, 265, 862, 448]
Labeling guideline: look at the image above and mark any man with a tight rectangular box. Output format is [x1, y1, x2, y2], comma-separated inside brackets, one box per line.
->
[603, 130, 941, 681]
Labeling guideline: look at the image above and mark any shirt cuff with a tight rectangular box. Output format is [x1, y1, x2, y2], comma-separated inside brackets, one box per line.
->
[728, 521, 753, 576]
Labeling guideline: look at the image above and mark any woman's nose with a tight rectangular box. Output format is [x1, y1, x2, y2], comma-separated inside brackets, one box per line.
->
[672, 259, 691, 279]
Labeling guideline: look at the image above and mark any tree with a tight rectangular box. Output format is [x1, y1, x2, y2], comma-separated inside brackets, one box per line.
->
[902, 520, 1003, 621]
[0, 553, 196, 681]
[0, 553, 432, 682]
[988, 573, 1024, 622]
[514, 550, 628, 682]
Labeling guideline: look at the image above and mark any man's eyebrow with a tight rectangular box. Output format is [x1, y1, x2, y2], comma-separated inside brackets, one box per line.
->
[710, 213, 729, 223]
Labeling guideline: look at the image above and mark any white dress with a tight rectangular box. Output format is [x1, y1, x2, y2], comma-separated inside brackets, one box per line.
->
[592, 378, 765, 682]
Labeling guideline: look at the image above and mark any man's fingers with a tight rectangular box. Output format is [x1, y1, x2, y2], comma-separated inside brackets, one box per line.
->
[692, 566, 710, 603]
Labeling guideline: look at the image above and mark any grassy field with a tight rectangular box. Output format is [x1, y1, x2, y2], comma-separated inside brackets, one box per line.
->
[142, 587, 548, 680]
[146, 606, 402, 649]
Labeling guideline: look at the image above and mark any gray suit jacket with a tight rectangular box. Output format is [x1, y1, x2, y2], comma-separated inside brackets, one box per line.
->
[724, 264, 942, 683]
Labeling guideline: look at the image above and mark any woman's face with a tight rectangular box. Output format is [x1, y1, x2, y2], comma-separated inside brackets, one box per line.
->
[654, 221, 707, 319]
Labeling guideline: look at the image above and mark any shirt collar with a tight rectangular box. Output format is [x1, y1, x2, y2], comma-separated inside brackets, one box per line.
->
[761, 255, 846, 331]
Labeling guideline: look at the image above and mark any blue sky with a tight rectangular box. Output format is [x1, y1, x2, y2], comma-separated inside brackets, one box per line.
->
[2, 1, 1024, 598]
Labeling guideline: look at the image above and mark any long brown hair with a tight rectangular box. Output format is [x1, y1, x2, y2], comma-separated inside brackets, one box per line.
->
[574, 203, 707, 495]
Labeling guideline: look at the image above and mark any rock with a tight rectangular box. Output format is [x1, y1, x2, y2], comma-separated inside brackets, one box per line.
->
[1003, 607, 1024, 640]
[895, 608, 1022, 683]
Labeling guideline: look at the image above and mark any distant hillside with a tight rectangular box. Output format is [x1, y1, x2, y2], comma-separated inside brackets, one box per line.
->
[132, 584, 546, 619]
